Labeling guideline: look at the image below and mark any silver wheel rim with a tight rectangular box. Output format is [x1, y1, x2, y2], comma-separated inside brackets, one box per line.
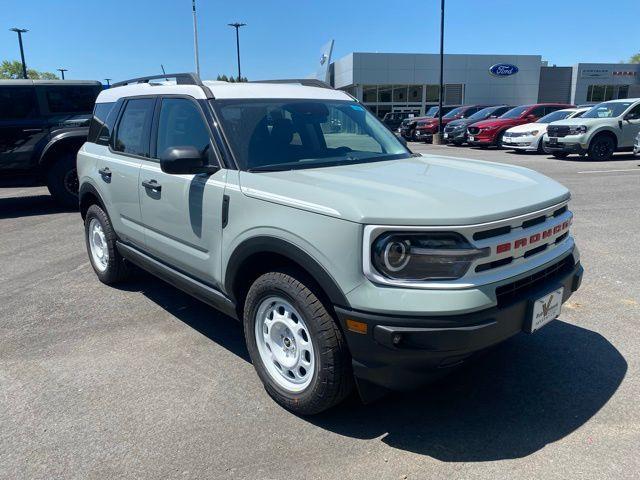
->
[254, 296, 315, 393]
[88, 218, 109, 272]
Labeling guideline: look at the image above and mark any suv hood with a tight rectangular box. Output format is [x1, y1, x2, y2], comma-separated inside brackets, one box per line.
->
[239, 155, 569, 226]
[507, 122, 546, 133]
[545, 117, 608, 127]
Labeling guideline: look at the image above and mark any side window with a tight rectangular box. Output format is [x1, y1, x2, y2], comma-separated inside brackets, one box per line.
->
[155, 98, 212, 161]
[625, 103, 640, 119]
[44, 86, 100, 114]
[529, 106, 546, 118]
[0, 87, 38, 120]
[88, 102, 116, 144]
[544, 106, 562, 115]
[462, 107, 479, 117]
[114, 98, 155, 157]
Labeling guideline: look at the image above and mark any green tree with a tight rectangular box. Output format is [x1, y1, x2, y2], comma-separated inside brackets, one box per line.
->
[0, 60, 58, 79]
[629, 52, 640, 64]
[216, 74, 248, 82]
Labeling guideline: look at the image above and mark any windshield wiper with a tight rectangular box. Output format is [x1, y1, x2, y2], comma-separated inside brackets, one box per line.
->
[247, 164, 294, 172]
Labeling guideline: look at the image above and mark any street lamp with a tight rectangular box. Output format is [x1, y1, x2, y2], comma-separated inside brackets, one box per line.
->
[9, 28, 28, 79]
[104, 78, 112, 87]
[434, 0, 445, 144]
[57, 68, 68, 80]
[228, 22, 247, 81]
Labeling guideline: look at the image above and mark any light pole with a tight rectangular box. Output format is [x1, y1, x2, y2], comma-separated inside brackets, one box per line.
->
[10, 28, 28, 79]
[104, 78, 112, 87]
[228, 22, 246, 81]
[57, 68, 68, 80]
[192, 0, 200, 76]
[434, 0, 445, 144]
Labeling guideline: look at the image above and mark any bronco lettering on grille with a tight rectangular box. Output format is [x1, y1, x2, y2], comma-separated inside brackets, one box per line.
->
[495, 218, 571, 254]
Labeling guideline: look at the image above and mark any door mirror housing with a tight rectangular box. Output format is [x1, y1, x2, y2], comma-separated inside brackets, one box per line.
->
[159, 146, 219, 175]
[625, 112, 640, 121]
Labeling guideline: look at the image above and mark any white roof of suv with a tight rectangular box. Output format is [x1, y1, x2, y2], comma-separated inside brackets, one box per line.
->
[96, 78, 352, 103]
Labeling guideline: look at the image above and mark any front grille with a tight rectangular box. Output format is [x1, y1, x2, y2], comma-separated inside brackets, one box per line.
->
[468, 126, 480, 134]
[495, 256, 574, 308]
[548, 125, 571, 138]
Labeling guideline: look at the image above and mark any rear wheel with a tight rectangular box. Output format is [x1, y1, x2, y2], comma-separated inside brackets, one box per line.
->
[588, 135, 616, 161]
[46, 153, 79, 209]
[243, 271, 353, 415]
[84, 204, 131, 284]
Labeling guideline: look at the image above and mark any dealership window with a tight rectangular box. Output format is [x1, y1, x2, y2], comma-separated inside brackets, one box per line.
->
[408, 85, 422, 102]
[587, 84, 631, 102]
[378, 86, 392, 103]
[425, 85, 439, 103]
[392, 85, 407, 102]
[362, 85, 377, 103]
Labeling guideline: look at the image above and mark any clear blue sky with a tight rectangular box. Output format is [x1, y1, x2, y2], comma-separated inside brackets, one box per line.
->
[1, 0, 638, 82]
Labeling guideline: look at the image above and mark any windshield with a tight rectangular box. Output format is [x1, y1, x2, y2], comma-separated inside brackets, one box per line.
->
[581, 101, 633, 118]
[425, 106, 438, 117]
[468, 106, 498, 121]
[538, 110, 573, 123]
[500, 106, 529, 119]
[443, 107, 464, 119]
[214, 99, 410, 171]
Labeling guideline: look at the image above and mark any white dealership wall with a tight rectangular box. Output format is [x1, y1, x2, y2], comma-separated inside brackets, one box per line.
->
[332, 52, 543, 108]
[571, 63, 640, 104]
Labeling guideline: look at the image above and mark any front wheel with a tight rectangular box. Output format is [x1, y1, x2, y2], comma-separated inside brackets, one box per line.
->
[588, 135, 616, 161]
[243, 271, 353, 415]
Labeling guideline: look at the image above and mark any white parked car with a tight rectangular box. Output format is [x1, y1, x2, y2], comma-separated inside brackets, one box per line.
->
[502, 107, 590, 153]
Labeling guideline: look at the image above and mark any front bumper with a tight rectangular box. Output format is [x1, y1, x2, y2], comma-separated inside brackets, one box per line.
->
[544, 140, 586, 155]
[336, 258, 583, 392]
[503, 136, 538, 150]
[443, 130, 467, 143]
[414, 129, 435, 141]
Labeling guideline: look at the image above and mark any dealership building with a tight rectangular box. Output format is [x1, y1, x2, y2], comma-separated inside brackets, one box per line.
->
[326, 52, 640, 117]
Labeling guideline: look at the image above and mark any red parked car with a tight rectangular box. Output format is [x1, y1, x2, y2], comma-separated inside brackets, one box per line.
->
[414, 105, 489, 142]
[467, 103, 573, 148]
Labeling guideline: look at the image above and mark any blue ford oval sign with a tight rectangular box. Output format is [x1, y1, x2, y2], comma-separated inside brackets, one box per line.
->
[489, 63, 519, 76]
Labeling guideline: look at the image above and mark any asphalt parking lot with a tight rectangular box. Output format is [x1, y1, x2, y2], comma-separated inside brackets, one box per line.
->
[1, 145, 639, 480]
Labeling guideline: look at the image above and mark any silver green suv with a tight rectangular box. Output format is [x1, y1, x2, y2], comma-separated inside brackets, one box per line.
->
[78, 73, 583, 414]
[544, 98, 640, 160]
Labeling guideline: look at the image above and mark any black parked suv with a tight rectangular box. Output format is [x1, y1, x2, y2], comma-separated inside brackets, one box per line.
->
[0, 80, 102, 207]
[382, 111, 420, 131]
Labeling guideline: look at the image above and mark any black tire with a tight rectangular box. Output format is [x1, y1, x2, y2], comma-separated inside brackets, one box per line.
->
[46, 152, 79, 209]
[588, 135, 616, 161]
[84, 204, 131, 284]
[552, 152, 569, 159]
[495, 131, 506, 149]
[243, 271, 353, 415]
[452, 139, 463, 146]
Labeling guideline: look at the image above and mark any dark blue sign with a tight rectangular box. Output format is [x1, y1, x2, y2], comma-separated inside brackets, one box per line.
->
[489, 63, 519, 77]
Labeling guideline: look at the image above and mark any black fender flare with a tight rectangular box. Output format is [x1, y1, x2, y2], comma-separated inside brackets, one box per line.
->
[78, 181, 106, 219]
[38, 130, 88, 165]
[225, 236, 350, 308]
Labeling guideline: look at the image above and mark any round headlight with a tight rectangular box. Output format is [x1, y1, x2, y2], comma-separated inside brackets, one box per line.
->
[383, 239, 411, 272]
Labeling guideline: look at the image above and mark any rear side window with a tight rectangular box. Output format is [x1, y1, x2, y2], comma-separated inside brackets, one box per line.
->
[88, 102, 117, 144]
[44, 85, 100, 114]
[113, 98, 155, 157]
[0, 87, 38, 120]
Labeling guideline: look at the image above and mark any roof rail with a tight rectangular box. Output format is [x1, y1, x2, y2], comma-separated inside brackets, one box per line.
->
[112, 72, 203, 87]
[252, 78, 334, 90]
[111, 72, 214, 98]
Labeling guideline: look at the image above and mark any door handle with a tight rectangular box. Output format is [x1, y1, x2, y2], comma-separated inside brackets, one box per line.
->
[98, 167, 112, 180]
[141, 179, 162, 192]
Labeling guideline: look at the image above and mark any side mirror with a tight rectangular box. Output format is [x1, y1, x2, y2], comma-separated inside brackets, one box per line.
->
[625, 112, 640, 121]
[160, 146, 219, 175]
[526, 114, 537, 121]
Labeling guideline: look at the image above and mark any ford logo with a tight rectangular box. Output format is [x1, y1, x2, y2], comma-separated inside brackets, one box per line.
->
[489, 63, 519, 76]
